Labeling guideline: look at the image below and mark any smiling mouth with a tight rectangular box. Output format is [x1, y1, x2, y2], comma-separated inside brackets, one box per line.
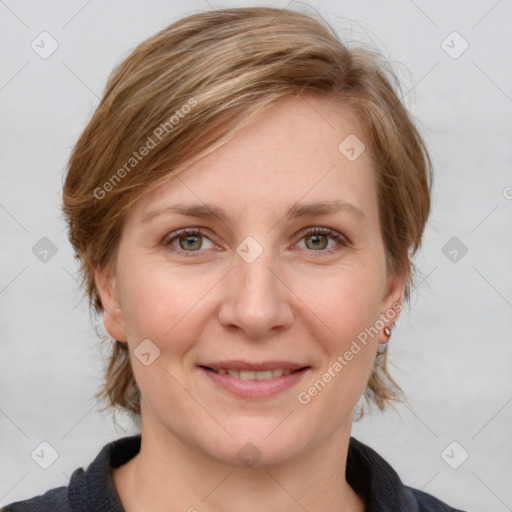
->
[199, 366, 309, 380]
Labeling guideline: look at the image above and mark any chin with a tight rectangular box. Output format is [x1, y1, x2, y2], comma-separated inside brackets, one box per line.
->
[201, 416, 314, 468]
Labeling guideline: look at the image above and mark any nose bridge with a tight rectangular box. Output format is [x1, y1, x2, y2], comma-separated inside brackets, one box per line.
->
[237, 244, 277, 298]
[218, 235, 293, 337]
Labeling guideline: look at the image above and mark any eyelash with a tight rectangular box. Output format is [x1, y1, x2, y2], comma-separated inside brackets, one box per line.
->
[162, 227, 349, 258]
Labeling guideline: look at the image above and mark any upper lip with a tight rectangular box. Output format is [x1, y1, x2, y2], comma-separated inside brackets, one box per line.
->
[198, 360, 310, 371]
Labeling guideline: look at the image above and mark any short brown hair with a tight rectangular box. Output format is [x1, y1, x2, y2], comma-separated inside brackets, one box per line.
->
[62, 6, 433, 424]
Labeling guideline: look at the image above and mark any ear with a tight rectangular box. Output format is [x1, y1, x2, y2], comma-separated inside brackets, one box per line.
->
[94, 263, 128, 342]
[377, 267, 408, 345]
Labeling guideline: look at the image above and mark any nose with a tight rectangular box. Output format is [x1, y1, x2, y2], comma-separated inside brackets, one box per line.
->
[217, 245, 294, 339]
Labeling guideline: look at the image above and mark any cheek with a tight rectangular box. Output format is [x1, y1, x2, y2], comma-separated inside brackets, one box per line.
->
[118, 262, 207, 394]
[293, 266, 382, 387]
[295, 264, 383, 339]
[298, 280, 379, 415]
[119, 258, 215, 344]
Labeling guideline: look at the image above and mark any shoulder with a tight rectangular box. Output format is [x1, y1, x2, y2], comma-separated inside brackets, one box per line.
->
[347, 437, 467, 512]
[1, 434, 141, 512]
[1, 485, 70, 512]
[404, 485, 467, 512]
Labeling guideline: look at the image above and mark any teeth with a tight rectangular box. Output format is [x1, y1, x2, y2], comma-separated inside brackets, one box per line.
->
[239, 370, 256, 380]
[213, 368, 294, 379]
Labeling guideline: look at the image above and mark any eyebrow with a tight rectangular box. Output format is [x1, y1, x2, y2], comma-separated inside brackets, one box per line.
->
[142, 199, 367, 224]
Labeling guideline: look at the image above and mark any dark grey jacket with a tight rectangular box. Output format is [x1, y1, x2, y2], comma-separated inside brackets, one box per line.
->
[1, 434, 467, 511]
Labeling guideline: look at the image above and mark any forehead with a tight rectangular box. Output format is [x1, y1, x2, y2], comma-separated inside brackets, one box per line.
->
[128, 95, 378, 225]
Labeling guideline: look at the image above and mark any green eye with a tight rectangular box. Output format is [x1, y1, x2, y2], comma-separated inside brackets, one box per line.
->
[164, 228, 215, 257]
[297, 227, 347, 255]
[163, 226, 348, 258]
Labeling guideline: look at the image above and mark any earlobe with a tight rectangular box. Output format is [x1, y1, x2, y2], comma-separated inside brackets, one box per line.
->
[378, 269, 407, 345]
[94, 264, 128, 342]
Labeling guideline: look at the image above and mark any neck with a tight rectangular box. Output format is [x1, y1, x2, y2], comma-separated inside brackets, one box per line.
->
[113, 411, 365, 512]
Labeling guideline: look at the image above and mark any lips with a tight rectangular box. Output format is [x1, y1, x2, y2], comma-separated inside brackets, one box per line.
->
[198, 363, 310, 399]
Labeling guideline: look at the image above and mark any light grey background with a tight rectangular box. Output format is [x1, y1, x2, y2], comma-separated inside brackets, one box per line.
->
[1, 1, 511, 510]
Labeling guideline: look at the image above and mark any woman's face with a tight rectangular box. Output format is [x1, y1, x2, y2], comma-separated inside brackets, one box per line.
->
[96, 95, 405, 467]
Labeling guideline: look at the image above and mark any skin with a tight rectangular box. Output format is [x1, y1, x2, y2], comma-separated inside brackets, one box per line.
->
[95, 95, 406, 512]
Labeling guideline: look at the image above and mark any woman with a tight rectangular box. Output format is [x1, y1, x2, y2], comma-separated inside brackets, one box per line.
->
[2, 6, 467, 512]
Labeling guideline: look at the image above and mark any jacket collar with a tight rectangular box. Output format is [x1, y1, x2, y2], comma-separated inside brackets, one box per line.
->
[346, 436, 419, 511]
[68, 434, 419, 511]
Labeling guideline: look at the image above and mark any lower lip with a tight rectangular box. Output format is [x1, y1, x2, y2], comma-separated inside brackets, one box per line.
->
[199, 367, 309, 399]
